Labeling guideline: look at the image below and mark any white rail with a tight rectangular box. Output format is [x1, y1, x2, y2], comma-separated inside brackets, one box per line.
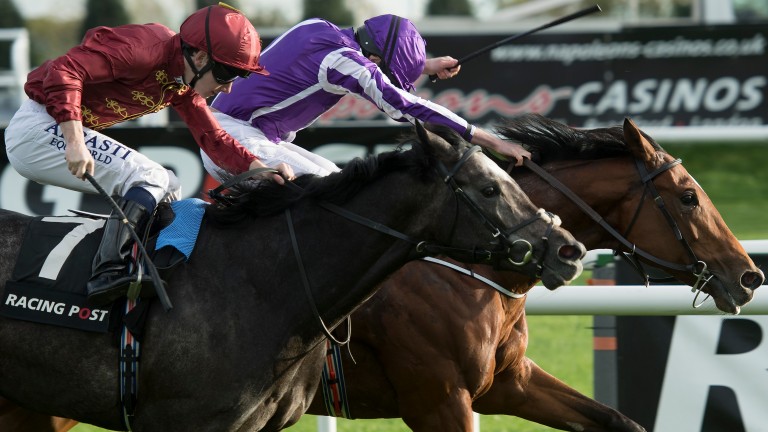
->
[524, 284, 767, 315]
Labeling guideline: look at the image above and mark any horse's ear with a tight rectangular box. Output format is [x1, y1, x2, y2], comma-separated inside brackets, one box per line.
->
[414, 121, 453, 158]
[415, 121, 430, 144]
[623, 117, 656, 162]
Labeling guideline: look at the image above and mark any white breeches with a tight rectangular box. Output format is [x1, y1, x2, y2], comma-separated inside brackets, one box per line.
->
[202, 111, 340, 184]
[4, 100, 180, 204]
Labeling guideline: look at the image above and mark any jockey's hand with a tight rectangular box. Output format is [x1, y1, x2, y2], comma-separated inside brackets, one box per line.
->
[61, 120, 94, 180]
[248, 159, 295, 185]
[66, 144, 95, 179]
[471, 128, 531, 167]
[274, 162, 295, 183]
[423, 56, 460, 80]
[496, 140, 531, 167]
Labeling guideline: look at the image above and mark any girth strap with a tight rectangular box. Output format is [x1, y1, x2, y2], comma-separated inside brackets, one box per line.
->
[120, 298, 142, 432]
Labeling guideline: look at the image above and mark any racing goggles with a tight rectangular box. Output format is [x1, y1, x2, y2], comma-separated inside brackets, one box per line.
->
[211, 61, 251, 84]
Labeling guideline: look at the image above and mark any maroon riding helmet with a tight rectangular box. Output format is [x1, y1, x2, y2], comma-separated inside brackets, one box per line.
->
[180, 3, 268, 88]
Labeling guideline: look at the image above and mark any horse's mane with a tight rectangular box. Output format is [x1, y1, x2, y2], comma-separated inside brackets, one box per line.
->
[207, 136, 431, 224]
[494, 113, 662, 162]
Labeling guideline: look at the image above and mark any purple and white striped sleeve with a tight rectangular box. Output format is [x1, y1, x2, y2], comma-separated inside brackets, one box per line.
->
[321, 48, 476, 141]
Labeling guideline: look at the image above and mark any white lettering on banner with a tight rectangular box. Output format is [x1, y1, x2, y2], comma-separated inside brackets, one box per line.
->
[42, 186, 83, 216]
[570, 76, 766, 116]
[311, 143, 368, 165]
[0, 166, 36, 214]
[308, 143, 402, 165]
[654, 316, 768, 432]
[490, 34, 766, 65]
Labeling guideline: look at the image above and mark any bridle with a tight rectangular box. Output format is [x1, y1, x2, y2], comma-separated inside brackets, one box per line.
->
[438, 147, 562, 276]
[623, 158, 714, 306]
[522, 157, 714, 307]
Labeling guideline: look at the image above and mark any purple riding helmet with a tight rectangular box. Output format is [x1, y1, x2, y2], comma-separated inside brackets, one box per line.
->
[355, 14, 426, 92]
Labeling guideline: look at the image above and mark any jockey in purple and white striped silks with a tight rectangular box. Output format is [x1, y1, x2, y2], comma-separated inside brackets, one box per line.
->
[206, 14, 531, 183]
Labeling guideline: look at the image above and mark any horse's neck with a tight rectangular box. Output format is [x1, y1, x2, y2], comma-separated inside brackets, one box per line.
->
[285, 188, 436, 331]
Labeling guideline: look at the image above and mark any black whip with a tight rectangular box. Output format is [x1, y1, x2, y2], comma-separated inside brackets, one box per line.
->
[429, 4, 602, 81]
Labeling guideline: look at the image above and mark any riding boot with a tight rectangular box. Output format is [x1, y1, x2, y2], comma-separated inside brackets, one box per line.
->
[86, 199, 151, 306]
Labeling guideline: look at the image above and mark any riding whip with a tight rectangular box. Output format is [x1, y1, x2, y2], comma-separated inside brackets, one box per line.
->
[84, 173, 173, 312]
[429, 4, 602, 81]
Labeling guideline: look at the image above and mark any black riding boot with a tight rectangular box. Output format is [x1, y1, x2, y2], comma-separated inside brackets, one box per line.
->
[86, 199, 151, 306]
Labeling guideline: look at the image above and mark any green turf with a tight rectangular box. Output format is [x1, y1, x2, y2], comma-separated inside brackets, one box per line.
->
[662, 141, 768, 240]
[72, 142, 768, 432]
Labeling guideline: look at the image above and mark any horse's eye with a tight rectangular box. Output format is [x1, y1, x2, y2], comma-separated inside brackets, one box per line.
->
[482, 185, 499, 197]
[681, 191, 698, 207]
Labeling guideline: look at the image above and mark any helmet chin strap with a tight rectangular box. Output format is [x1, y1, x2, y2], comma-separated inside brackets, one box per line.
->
[182, 5, 215, 89]
[183, 47, 213, 89]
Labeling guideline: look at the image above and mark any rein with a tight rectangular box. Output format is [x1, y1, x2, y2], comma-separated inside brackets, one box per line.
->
[421, 256, 526, 299]
[522, 158, 713, 304]
[438, 146, 534, 267]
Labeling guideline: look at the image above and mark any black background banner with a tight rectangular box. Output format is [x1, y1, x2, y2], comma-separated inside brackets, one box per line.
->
[314, 24, 768, 129]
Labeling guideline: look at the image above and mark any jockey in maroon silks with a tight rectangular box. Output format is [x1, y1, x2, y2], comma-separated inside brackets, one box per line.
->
[206, 14, 531, 183]
[4, 4, 289, 306]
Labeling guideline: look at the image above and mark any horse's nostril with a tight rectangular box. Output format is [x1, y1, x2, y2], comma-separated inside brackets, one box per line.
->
[558, 244, 583, 261]
[741, 270, 765, 290]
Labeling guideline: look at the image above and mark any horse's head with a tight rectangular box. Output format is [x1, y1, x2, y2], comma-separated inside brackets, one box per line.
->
[620, 118, 763, 314]
[412, 122, 585, 290]
[495, 113, 763, 314]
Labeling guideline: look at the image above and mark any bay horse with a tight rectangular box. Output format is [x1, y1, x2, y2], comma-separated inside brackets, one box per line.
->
[0, 123, 585, 431]
[290, 115, 761, 431]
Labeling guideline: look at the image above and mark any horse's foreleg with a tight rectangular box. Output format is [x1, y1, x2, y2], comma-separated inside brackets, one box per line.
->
[0, 398, 78, 432]
[472, 359, 646, 432]
[398, 387, 476, 432]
